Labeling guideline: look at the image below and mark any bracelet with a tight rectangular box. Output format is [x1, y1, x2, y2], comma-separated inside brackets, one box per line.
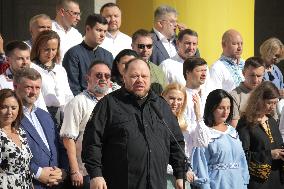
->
[70, 171, 80, 175]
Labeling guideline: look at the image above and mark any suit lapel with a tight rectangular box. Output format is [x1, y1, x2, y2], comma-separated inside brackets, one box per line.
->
[21, 115, 51, 157]
[153, 33, 170, 58]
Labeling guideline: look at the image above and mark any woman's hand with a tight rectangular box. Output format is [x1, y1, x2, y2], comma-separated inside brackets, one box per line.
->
[271, 149, 284, 160]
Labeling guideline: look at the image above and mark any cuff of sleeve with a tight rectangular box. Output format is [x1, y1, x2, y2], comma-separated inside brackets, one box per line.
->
[88, 168, 103, 179]
[173, 168, 184, 180]
[35, 167, 42, 179]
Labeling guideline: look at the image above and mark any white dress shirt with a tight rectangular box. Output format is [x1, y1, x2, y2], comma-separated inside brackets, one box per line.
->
[159, 54, 185, 85]
[24, 106, 50, 179]
[52, 21, 82, 63]
[32, 64, 73, 109]
[100, 31, 132, 58]
[153, 28, 177, 58]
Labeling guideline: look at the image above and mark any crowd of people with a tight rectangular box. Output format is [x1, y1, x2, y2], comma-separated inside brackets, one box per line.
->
[0, 0, 284, 189]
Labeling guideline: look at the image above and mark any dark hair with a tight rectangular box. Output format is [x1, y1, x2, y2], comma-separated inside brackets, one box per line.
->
[100, 2, 119, 14]
[14, 68, 42, 84]
[124, 57, 150, 72]
[243, 56, 265, 70]
[111, 49, 138, 84]
[183, 57, 207, 79]
[31, 30, 61, 64]
[87, 60, 110, 75]
[132, 29, 152, 43]
[85, 14, 108, 28]
[177, 29, 198, 41]
[204, 89, 234, 126]
[0, 89, 23, 129]
[5, 41, 30, 57]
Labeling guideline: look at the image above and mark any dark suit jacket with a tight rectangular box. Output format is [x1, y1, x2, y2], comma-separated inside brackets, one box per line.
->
[150, 31, 175, 66]
[21, 108, 68, 189]
[150, 30, 200, 66]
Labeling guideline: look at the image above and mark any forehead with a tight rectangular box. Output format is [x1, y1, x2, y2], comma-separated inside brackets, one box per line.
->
[90, 64, 110, 74]
[162, 12, 177, 20]
[93, 23, 108, 30]
[125, 60, 150, 74]
[35, 18, 51, 25]
[192, 64, 207, 70]
[134, 36, 152, 43]
[245, 65, 265, 73]
[166, 89, 184, 97]
[102, 6, 121, 15]
[119, 55, 136, 63]
[2, 96, 18, 104]
[180, 34, 198, 42]
[21, 78, 42, 85]
[10, 49, 30, 57]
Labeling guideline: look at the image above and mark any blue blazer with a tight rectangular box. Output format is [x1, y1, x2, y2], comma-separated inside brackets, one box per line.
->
[21, 108, 68, 189]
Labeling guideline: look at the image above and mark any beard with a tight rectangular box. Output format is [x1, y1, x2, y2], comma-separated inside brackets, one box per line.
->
[93, 83, 109, 95]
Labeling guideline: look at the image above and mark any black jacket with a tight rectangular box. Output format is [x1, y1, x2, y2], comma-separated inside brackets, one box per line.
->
[82, 88, 185, 189]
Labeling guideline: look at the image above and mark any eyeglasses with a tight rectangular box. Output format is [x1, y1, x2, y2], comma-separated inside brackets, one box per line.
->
[160, 19, 177, 26]
[95, 72, 111, 80]
[137, 44, 153, 49]
[64, 9, 81, 17]
[267, 71, 275, 81]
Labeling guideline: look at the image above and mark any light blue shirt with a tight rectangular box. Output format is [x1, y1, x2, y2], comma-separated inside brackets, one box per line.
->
[23, 106, 50, 179]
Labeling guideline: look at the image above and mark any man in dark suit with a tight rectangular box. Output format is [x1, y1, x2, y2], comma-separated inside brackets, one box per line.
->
[14, 68, 68, 189]
[150, 5, 199, 65]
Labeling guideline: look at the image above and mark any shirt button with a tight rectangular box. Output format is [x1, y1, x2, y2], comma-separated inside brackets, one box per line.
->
[145, 124, 148, 127]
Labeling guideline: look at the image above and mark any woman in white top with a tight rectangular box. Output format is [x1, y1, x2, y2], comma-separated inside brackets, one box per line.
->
[162, 83, 210, 189]
[30, 30, 73, 127]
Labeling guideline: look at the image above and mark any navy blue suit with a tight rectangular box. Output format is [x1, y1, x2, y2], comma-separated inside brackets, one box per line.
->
[21, 108, 68, 189]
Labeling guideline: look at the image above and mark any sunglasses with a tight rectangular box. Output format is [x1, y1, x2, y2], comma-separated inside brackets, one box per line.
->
[95, 72, 111, 80]
[267, 71, 275, 81]
[137, 44, 153, 49]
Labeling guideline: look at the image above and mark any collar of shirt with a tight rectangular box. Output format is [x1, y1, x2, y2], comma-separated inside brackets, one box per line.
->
[53, 20, 71, 33]
[238, 82, 251, 93]
[171, 54, 184, 63]
[83, 90, 100, 102]
[5, 68, 13, 80]
[153, 28, 175, 43]
[23, 105, 38, 115]
[220, 55, 241, 66]
[106, 31, 121, 40]
[82, 41, 98, 51]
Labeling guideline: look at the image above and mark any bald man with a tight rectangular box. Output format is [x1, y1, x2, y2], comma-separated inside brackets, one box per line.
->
[210, 29, 244, 92]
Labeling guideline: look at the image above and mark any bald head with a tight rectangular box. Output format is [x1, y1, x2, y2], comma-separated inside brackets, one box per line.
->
[123, 58, 151, 98]
[222, 29, 243, 60]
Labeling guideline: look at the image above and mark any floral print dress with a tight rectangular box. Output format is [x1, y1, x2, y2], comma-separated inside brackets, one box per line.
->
[0, 128, 33, 189]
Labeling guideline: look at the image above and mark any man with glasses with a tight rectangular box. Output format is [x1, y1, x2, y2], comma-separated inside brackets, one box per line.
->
[100, 3, 132, 58]
[52, 0, 82, 62]
[150, 5, 200, 66]
[160, 29, 201, 86]
[131, 29, 166, 94]
[63, 14, 113, 96]
[60, 61, 115, 189]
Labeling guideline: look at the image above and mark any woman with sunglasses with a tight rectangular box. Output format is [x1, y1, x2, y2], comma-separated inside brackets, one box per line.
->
[31, 30, 73, 128]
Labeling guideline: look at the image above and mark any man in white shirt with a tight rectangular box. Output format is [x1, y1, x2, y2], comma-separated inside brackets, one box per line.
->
[0, 41, 47, 111]
[159, 29, 199, 86]
[100, 3, 132, 58]
[210, 29, 245, 92]
[60, 61, 113, 188]
[24, 14, 52, 49]
[52, 0, 83, 62]
[183, 57, 209, 126]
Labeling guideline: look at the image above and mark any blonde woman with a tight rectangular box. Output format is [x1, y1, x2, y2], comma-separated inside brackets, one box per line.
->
[162, 83, 210, 189]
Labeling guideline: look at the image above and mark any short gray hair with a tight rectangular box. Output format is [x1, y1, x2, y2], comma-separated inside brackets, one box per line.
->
[14, 68, 42, 84]
[29, 14, 51, 28]
[154, 5, 177, 22]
